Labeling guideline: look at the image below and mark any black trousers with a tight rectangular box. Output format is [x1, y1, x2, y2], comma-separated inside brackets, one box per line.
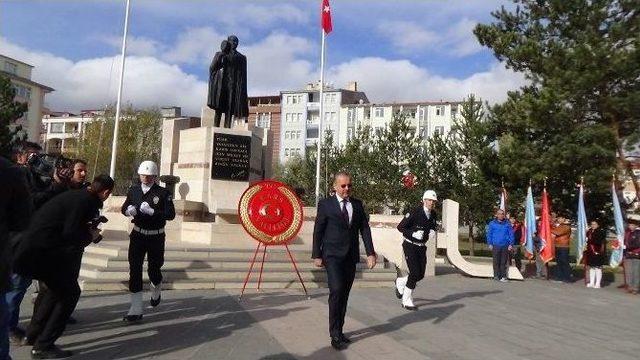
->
[403, 241, 426, 289]
[492, 246, 510, 279]
[128, 231, 165, 293]
[26, 254, 82, 350]
[324, 257, 356, 338]
[555, 247, 571, 281]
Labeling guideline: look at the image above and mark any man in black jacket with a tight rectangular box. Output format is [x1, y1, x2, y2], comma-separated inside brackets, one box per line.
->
[13, 175, 114, 359]
[121, 160, 175, 322]
[395, 190, 438, 310]
[0, 157, 32, 360]
[312, 172, 376, 350]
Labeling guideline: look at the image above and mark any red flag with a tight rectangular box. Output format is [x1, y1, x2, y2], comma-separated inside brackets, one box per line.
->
[539, 188, 555, 263]
[321, 0, 332, 34]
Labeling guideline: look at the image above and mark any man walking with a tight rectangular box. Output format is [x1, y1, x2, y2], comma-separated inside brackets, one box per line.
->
[487, 209, 514, 282]
[394, 190, 438, 310]
[13, 175, 114, 359]
[121, 161, 175, 322]
[552, 214, 572, 282]
[312, 172, 376, 350]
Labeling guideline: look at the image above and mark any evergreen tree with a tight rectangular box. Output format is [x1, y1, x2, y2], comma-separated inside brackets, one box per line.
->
[0, 74, 28, 159]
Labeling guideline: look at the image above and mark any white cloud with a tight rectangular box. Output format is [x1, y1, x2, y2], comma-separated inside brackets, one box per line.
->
[0, 33, 524, 119]
[99, 35, 164, 57]
[162, 27, 226, 65]
[239, 4, 309, 28]
[377, 18, 483, 57]
[329, 58, 526, 104]
[377, 21, 438, 52]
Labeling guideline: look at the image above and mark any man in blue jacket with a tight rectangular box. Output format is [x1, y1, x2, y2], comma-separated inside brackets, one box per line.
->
[487, 209, 514, 282]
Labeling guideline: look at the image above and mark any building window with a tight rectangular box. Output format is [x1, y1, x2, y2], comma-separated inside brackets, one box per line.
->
[375, 107, 384, 117]
[419, 126, 425, 137]
[12, 84, 31, 99]
[419, 107, 425, 120]
[451, 105, 457, 118]
[307, 128, 319, 139]
[347, 109, 355, 124]
[256, 113, 271, 128]
[435, 106, 445, 116]
[296, 113, 302, 122]
[347, 128, 354, 139]
[285, 131, 290, 139]
[296, 130, 301, 139]
[50, 123, 64, 133]
[434, 126, 445, 136]
[284, 148, 290, 157]
[4, 61, 17, 74]
[285, 113, 291, 122]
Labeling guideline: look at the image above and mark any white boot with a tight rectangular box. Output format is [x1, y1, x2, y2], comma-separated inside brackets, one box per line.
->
[150, 282, 162, 307]
[402, 287, 417, 310]
[395, 276, 408, 299]
[594, 268, 602, 288]
[124, 292, 143, 322]
[587, 268, 595, 288]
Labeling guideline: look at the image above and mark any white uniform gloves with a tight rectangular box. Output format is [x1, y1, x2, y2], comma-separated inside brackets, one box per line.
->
[139, 201, 155, 216]
[411, 230, 424, 241]
[125, 205, 137, 217]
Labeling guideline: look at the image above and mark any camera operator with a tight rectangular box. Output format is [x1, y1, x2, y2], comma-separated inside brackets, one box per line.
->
[12, 175, 114, 359]
[1, 156, 32, 360]
[69, 159, 89, 189]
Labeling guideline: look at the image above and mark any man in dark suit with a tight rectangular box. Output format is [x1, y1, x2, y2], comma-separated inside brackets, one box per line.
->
[312, 172, 376, 350]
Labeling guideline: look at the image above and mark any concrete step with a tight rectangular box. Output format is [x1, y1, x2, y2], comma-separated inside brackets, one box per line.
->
[81, 255, 388, 271]
[80, 265, 396, 281]
[79, 278, 394, 291]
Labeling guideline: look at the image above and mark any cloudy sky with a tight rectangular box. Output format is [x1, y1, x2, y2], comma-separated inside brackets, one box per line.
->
[1, 0, 526, 116]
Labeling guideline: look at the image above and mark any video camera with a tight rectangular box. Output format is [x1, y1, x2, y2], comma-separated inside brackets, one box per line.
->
[88, 215, 108, 244]
[27, 153, 74, 188]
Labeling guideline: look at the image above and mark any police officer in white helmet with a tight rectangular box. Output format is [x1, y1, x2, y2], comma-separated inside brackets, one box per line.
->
[395, 190, 438, 310]
[121, 160, 175, 322]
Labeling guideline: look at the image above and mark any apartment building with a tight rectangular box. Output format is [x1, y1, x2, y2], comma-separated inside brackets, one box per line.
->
[1, 54, 54, 142]
[279, 81, 368, 163]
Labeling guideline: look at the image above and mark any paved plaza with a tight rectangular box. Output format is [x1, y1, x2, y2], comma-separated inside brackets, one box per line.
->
[10, 267, 639, 360]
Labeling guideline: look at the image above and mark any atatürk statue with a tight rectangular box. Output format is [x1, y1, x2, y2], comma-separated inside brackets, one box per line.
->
[207, 35, 249, 128]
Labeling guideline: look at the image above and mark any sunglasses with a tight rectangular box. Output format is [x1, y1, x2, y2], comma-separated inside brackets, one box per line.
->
[340, 184, 353, 189]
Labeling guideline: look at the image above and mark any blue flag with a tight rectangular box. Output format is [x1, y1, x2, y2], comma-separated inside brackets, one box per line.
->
[610, 182, 625, 268]
[575, 184, 588, 264]
[523, 185, 536, 258]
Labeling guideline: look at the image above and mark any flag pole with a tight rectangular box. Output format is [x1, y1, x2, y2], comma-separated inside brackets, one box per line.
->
[109, 0, 131, 179]
[315, 26, 326, 206]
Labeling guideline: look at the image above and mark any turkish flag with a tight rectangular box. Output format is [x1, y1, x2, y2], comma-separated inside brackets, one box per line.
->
[321, 0, 332, 34]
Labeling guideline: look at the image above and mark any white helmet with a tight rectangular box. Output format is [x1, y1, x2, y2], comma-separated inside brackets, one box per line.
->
[422, 190, 437, 201]
[137, 160, 158, 176]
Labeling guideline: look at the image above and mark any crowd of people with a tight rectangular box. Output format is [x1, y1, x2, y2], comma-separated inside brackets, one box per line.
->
[0, 142, 174, 359]
[493, 210, 640, 293]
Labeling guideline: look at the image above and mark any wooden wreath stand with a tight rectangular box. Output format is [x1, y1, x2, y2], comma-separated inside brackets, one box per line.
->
[238, 241, 309, 300]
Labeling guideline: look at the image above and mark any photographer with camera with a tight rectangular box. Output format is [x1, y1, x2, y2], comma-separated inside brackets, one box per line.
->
[12, 175, 114, 359]
[5, 154, 90, 344]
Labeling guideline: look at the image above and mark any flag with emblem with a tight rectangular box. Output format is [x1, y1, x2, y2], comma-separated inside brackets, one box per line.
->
[539, 187, 554, 263]
[523, 185, 536, 259]
[321, 0, 332, 34]
[575, 182, 588, 264]
[610, 180, 625, 267]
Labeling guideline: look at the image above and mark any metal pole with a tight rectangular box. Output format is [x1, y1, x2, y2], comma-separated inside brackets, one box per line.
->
[109, 0, 131, 179]
[315, 29, 326, 206]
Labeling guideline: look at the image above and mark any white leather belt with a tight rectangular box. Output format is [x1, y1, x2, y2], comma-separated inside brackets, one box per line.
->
[133, 226, 165, 236]
[403, 237, 426, 247]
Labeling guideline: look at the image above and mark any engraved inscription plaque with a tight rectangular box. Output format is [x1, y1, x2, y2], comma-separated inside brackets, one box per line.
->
[211, 132, 251, 181]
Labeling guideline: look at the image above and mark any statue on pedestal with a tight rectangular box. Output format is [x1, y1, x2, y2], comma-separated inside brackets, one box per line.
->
[207, 35, 249, 128]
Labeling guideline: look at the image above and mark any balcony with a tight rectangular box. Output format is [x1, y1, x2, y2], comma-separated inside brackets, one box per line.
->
[307, 102, 320, 111]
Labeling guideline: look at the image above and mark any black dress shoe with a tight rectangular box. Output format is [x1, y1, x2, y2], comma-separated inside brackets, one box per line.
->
[31, 346, 73, 359]
[339, 333, 351, 343]
[123, 314, 143, 323]
[330, 337, 347, 350]
[150, 294, 161, 307]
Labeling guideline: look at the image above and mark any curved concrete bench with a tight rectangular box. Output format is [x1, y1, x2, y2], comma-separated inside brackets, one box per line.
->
[440, 199, 523, 280]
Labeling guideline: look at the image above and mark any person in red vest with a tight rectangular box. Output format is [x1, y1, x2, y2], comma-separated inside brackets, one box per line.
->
[623, 215, 640, 294]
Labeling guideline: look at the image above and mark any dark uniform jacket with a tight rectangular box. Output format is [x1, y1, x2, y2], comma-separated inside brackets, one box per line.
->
[397, 206, 438, 244]
[121, 183, 176, 231]
[0, 157, 32, 291]
[13, 189, 103, 280]
[312, 196, 375, 263]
